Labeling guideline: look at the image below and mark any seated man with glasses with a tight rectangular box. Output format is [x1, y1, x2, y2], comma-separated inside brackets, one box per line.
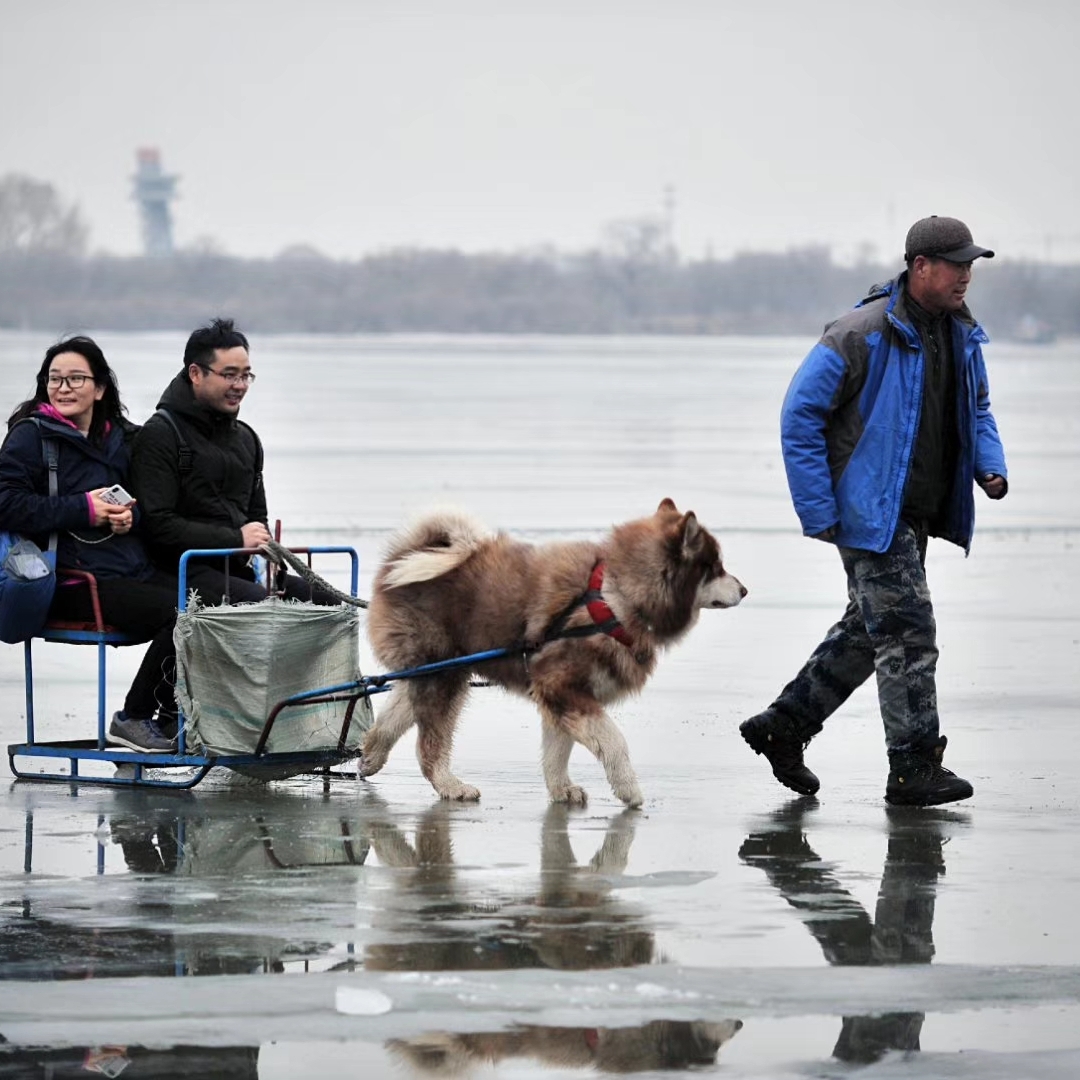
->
[130, 317, 330, 606]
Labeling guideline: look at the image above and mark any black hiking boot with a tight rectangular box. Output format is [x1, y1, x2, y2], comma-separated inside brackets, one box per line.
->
[885, 736, 973, 807]
[740, 712, 820, 796]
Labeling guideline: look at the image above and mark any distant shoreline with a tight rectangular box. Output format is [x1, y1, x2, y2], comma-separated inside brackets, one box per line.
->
[1, 248, 1074, 342]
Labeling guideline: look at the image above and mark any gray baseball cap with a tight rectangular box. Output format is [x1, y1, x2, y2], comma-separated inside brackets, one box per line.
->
[905, 216, 995, 262]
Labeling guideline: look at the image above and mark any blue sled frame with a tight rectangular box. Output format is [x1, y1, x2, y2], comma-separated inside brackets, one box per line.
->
[8, 546, 367, 788]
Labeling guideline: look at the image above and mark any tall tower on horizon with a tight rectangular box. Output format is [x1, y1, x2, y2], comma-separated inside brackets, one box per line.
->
[662, 183, 677, 261]
[131, 148, 178, 256]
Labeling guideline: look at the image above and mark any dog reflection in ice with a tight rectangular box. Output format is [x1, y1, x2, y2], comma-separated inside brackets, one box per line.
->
[361, 499, 747, 806]
[366, 802, 742, 1072]
[365, 803, 655, 971]
[387, 1018, 744, 1075]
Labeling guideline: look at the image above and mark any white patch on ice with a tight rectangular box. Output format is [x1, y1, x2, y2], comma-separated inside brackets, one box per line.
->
[335, 986, 393, 1015]
[634, 982, 702, 1000]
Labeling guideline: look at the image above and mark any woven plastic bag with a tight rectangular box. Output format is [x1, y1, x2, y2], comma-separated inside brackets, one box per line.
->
[174, 597, 371, 755]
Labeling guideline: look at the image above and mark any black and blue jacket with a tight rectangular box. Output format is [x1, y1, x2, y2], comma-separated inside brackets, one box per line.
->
[780, 273, 1008, 554]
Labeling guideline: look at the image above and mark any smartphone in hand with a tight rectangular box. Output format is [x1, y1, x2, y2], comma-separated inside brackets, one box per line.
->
[100, 483, 134, 505]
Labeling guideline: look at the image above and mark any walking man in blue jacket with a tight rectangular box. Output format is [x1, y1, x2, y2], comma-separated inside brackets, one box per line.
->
[741, 216, 1008, 806]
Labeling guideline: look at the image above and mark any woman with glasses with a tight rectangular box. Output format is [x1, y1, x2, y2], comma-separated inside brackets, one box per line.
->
[0, 336, 178, 752]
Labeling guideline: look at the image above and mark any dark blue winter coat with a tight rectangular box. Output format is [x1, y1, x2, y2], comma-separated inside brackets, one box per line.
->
[780, 274, 1008, 554]
[0, 414, 157, 581]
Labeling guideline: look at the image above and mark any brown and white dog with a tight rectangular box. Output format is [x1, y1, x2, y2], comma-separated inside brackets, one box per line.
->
[359, 498, 746, 806]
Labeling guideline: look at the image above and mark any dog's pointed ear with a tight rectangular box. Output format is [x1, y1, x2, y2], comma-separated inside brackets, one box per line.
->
[680, 511, 703, 555]
[657, 497, 678, 514]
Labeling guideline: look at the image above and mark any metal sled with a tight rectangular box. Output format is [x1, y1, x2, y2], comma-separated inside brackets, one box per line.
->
[7, 545, 369, 788]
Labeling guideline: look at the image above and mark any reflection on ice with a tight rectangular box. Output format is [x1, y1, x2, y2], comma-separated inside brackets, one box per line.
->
[740, 798, 953, 1066]
[365, 804, 658, 973]
[0, 1023, 745, 1079]
[386, 1018, 743, 1075]
[5, 790, 717, 982]
[7, 789, 373, 979]
[0, 1044, 260, 1079]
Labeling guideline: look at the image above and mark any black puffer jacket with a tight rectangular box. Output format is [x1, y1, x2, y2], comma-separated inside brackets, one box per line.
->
[130, 373, 267, 575]
[0, 414, 156, 581]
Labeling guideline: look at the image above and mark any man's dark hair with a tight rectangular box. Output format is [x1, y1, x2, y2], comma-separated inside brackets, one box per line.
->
[182, 318, 250, 380]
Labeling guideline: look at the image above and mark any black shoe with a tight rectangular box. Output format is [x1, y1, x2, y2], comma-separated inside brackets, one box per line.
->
[885, 736, 973, 807]
[740, 712, 820, 796]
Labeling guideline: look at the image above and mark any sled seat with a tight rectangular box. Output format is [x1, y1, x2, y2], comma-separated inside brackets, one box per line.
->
[23, 569, 136, 751]
[38, 568, 134, 645]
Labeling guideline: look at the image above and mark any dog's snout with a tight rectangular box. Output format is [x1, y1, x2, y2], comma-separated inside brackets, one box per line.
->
[739, 582, 748, 598]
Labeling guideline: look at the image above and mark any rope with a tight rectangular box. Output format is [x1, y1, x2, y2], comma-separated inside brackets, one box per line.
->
[263, 542, 499, 685]
[261, 539, 369, 608]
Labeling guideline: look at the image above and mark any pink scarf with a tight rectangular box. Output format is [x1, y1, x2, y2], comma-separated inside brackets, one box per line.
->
[35, 402, 111, 436]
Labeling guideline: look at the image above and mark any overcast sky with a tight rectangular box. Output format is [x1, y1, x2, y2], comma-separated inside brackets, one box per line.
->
[4, 0, 1078, 263]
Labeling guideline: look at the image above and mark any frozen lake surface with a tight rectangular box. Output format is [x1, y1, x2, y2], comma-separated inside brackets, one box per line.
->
[1, 330, 1079, 1077]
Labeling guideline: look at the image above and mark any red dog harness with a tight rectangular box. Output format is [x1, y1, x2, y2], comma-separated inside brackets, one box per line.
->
[584, 561, 635, 648]
[539, 560, 635, 651]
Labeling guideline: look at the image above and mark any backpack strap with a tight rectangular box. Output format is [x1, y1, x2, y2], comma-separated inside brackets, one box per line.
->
[42, 435, 59, 555]
[154, 408, 262, 479]
[19, 417, 60, 556]
[153, 408, 193, 473]
[237, 419, 264, 479]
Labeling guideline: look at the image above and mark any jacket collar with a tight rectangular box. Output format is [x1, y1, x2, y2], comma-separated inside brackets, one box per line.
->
[874, 272, 988, 350]
[157, 371, 239, 435]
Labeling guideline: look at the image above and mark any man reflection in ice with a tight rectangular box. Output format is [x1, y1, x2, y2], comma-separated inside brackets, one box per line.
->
[739, 799, 950, 1063]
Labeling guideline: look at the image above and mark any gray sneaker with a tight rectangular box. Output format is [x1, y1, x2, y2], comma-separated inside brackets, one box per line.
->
[109, 711, 175, 753]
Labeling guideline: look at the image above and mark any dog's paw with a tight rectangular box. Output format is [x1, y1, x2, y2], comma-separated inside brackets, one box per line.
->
[439, 782, 481, 802]
[550, 784, 589, 807]
[356, 754, 384, 779]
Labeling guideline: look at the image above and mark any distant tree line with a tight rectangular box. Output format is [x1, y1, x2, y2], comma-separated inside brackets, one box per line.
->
[1, 174, 1076, 340]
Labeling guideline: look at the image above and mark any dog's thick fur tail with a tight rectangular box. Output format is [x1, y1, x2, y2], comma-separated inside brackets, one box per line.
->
[381, 510, 494, 589]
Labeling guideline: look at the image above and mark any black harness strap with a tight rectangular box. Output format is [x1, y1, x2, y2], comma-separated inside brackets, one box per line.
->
[542, 585, 616, 644]
[535, 561, 633, 649]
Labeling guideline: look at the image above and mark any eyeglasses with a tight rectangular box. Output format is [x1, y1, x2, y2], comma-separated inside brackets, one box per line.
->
[199, 366, 256, 386]
[47, 373, 94, 390]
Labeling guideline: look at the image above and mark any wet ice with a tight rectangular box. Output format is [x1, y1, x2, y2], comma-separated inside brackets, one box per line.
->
[1, 332, 1079, 1077]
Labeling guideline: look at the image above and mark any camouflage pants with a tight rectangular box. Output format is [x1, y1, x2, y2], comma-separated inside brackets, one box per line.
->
[769, 519, 939, 755]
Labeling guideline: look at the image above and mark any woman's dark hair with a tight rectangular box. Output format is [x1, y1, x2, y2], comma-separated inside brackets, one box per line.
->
[7, 336, 127, 443]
